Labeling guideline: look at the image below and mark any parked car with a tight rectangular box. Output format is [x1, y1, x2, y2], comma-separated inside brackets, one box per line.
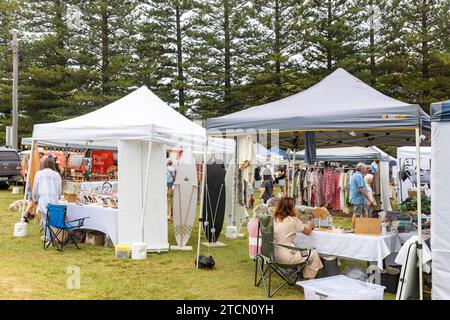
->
[0, 147, 21, 189]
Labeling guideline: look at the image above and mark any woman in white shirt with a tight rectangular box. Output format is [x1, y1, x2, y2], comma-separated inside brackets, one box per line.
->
[364, 173, 377, 217]
[33, 158, 62, 241]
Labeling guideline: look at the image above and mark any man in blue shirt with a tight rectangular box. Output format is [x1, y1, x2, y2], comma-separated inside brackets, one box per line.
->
[350, 163, 374, 229]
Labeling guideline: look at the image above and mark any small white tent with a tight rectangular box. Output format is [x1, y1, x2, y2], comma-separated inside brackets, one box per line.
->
[394, 146, 432, 203]
[30, 86, 206, 252]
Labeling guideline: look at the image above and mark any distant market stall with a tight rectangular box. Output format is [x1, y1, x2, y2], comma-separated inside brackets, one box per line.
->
[394, 146, 432, 203]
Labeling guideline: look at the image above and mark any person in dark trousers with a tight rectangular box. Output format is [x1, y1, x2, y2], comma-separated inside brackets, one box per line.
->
[259, 168, 274, 204]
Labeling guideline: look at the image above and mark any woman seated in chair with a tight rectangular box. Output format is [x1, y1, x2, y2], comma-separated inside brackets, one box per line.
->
[273, 197, 323, 280]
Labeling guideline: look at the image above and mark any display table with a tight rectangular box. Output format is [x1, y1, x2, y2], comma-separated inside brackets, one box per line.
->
[60, 202, 118, 245]
[294, 231, 402, 269]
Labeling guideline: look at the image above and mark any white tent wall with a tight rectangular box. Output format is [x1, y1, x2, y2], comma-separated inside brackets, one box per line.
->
[118, 140, 169, 252]
[431, 121, 450, 299]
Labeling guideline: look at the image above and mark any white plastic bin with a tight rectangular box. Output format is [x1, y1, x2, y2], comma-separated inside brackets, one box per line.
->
[297, 275, 385, 300]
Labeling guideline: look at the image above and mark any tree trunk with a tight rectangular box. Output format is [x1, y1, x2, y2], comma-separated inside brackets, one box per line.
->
[274, 0, 282, 97]
[224, 0, 231, 106]
[326, 0, 332, 70]
[101, 1, 110, 96]
[421, 0, 429, 100]
[369, 0, 376, 87]
[55, 0, 66, 66]
[175, 3, 185, 110]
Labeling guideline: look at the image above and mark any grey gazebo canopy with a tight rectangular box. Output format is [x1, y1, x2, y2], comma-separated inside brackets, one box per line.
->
[207, 68, 430, 149]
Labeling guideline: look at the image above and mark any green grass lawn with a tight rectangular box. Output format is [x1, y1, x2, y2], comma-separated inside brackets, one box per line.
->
[0, 187, 394, 300]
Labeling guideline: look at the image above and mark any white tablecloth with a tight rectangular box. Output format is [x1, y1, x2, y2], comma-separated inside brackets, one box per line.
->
[61, 202, 118, 245]
[397, 232, 422, 244]
[294, 231, 402, 269]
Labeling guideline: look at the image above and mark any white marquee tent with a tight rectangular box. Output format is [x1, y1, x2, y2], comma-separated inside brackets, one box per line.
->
[394, 146, 432, 203]
[29, 86, 206, 252]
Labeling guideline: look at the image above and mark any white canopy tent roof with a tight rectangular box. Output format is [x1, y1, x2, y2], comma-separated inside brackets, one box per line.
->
[397, 146, 432, 160]
[31, 86, 205, 150]
[254, 143, 284, 164]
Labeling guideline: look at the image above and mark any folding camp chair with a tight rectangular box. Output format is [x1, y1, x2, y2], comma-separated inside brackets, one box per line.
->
[44, 203, 88, 251]
[254, 214, 313, 298]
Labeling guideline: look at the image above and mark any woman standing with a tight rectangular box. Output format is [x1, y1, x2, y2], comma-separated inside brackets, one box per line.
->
[32, 158, 62, 242]
[273, 197, 323, 280]
[364, 173, 377, 217]
[259, 168, 274, 204]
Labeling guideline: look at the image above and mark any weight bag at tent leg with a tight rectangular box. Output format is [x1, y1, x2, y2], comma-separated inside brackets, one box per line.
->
[202, 163, 226, 243]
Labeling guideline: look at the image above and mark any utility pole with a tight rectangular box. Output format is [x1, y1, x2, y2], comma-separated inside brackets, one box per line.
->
[11, 29, 19, 150]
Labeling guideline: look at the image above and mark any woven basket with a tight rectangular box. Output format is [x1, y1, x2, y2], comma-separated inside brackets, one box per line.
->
[64, 192, 77, 203]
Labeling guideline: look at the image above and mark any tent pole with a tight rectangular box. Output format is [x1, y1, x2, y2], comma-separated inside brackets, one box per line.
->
[415, 127, 423, 300]
[19, 139, 36, 220]
[196, 137, 208, 268]
[291, 149, 296, 198]
[140, 141, 152, 243]
[232, 137, 237, 226]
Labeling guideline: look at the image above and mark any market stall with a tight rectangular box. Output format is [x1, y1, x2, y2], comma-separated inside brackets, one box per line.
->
[394, 146, 431, 203]
[27, 86, 205, 252]
[430, 100, 450, 300]
[289, 146, 395, 213]
[294, 230, 401, 269]
[205, 68, 431, 298]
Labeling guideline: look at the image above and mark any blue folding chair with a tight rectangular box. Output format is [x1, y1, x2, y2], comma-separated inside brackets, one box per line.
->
[44, 203, 88, 251]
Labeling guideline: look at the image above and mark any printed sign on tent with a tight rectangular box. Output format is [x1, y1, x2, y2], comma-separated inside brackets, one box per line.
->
[92, 150, 114, 174]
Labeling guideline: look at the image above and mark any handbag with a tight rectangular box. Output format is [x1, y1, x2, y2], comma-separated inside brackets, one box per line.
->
[195, 255, 215, 269]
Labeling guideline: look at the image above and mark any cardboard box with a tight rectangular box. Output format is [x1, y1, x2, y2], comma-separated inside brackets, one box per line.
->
[355, 217, 381, 235]
[50, 227, 68, 242]
[85, 232, 105, 246]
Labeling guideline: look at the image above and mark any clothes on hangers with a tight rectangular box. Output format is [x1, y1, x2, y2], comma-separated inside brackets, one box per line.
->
[294, 164, 357, 213]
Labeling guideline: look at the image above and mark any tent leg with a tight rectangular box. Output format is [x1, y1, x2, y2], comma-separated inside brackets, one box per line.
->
[196, 137, 208, 268]
[140, 141, 152, 243]
[415, 127, 423, 300]
[291, 149, 296, 198]
[19, 140, 36, 219]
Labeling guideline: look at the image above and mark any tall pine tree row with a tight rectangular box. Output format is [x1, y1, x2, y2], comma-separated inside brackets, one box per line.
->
[0, 0, 449, 141]
[19, 0, 89, 129]
[302, 0, 365, 80]
[242, 0, 310, 105]
[78, 0, 139, 106]
[188, 0, 254, 118]
[401, 0, 450, 111]
[137, 0, 197, 114]
[0, 0, 22, 142]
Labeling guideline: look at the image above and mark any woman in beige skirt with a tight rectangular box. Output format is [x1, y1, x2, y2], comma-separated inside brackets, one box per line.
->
[273, 197, 323, 279]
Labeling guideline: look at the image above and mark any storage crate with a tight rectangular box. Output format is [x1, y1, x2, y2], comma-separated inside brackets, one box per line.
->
[297, 275, 385, 300]
[85, 231, 105, 246]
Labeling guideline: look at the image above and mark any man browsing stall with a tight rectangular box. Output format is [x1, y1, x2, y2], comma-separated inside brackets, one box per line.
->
[350, 162, 374, 229]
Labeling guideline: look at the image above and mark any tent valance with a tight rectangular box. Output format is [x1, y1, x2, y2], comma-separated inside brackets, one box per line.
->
[290, 146, 391, 162]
